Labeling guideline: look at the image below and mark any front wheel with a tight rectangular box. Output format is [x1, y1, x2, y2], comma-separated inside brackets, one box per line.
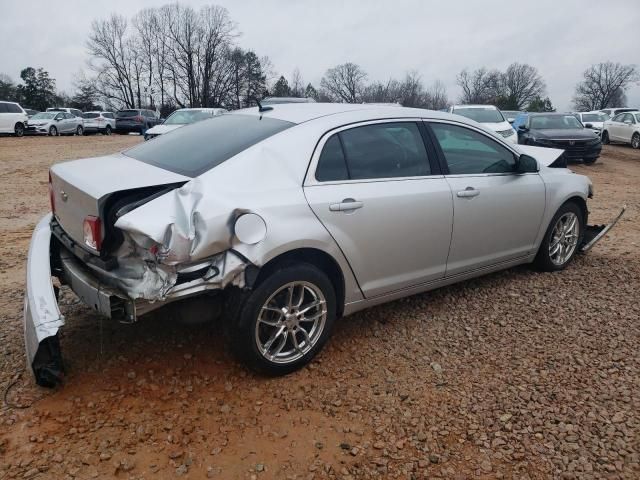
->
[534, 202, 584, 272]
[583, 157, 598, 165]
[104, 125, 112, 136]
[76, 125, 84, 136]
[14, 122, 24, 137]
[228, 263, 337, 375]
[632, 133, 640, 149]
[49, 126, 58, 136]
[601, 131, 610, 145]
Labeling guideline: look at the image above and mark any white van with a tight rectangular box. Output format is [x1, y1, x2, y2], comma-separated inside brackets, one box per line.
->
[0, 101, 28, 136]
[448, 105, 517, 143]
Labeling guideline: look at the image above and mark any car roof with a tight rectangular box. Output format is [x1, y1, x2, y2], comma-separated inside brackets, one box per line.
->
[452, 104, 498, 109]
[229, 103, 474, 126]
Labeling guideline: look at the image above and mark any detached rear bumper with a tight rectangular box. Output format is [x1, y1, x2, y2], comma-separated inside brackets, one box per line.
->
[24, 214, 65, 387]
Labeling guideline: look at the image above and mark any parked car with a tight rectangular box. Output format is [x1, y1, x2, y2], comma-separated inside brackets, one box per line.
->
[143, 108, 226, 140]
[82, 111, 116, 135]
[599, 107, 638, 118]
[46, 107, 85, 127]
[573, 111, 608, 136]
[26, 111, 84, 136]
[0, 101, 28, 136]
[24, 108, 40, 118]
[513, 112, 602, 164]
[25, 104, 624, 387]
[602, 111, 640, 148]
[115, 109, 161, 135]
[501, 110, 522, 124]
[448, 104, 517, 143]
[261, 97, 317, 105]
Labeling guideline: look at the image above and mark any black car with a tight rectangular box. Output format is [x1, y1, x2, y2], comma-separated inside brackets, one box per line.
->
[115, 109, 161, 135]
[514, 113, 602, 165]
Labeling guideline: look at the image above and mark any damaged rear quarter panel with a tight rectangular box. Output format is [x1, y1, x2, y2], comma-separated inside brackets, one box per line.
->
[114, 122, 364, 305]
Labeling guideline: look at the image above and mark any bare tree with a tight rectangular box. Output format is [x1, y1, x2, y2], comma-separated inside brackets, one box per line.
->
[87, 14, 137, 107]
[320, 63, 367, 103]
[133, 8, 158, 107]
[457, 67, 501, 104]
[289, 68, 304, 97]
[423, 80, 449, 110]
[572, 62, 638, 111]
[361, 79, 401, 104]
[501, 63, 546, 109]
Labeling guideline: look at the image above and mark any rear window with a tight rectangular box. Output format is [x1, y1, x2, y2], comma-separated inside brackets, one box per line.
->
[124, 114, 294, 177]
[117, 110, 139, 117]
[83, 113, 100, 119]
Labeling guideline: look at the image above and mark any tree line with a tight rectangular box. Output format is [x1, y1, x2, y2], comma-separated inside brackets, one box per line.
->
[0, 2, 637, 114]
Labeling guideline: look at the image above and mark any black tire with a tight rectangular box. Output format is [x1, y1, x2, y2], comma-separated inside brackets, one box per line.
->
[601, 131, 610, 145]
[227, 263, 337, 375]
[632, 133, 640, 150]
[76, 125, 84, 136]
[14, 122, 24, 137]
[105, 125, 112, 136]
[533, 201, 584, 272]
[583, 157, 598, 165]
[140, 124, 148, 135]
[49, 126, 58, 136]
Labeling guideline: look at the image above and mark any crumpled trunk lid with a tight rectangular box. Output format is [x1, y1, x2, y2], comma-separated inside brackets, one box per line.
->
[50, 153, 189, 253]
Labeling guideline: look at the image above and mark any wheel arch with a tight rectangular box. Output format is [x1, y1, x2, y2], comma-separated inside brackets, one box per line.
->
[563, 195, 588, 223]
[252, 247, 346, 318]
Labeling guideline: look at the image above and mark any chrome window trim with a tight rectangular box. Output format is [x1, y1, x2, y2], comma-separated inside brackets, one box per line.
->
[304, 118, 438, 187]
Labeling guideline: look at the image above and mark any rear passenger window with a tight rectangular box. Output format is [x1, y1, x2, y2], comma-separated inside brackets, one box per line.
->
[316, 135, 348, 181]
[0, 103, 9, 113]
[7, 104, 21, 113]
[316, 122, 430, 182]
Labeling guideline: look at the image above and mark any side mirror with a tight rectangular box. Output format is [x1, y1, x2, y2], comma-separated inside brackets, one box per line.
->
[584, 123, 593, 129]
[516, 154, 539, 174]
[518, 125, 528, 132]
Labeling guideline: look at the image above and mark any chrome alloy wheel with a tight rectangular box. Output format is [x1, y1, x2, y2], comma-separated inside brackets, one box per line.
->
[549, 212, 579, 266]
[254, 281, 327, 364]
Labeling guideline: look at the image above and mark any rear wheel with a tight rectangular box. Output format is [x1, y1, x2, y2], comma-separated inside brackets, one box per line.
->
[534, 202, 584, 272]
[601, 131, 610, 145]
[104, 125, 112, 136]
[14, 122, 24, 137]
[49, 126, 58, 136]
[228, 263, 336, 375]
[632, 133, 640, 149]
[76, 125, 83, 136]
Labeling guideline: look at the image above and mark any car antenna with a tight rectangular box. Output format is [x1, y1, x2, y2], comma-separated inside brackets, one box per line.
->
[252, 97, 273, 113]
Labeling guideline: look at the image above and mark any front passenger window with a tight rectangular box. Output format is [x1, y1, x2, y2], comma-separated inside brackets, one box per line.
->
[430, 123, 516, 175]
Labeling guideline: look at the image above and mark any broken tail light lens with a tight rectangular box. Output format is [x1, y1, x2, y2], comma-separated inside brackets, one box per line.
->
[134, 115, 144, 123]
[83, 216, 102, 251]
[48, 171, 55, 214]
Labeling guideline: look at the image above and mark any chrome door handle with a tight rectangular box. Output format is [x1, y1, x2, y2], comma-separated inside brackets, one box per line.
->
[457, 187, 480, 198]
[329, 199, 364, 212]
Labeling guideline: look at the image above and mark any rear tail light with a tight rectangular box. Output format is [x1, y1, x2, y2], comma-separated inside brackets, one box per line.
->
[83, 216, 102, 251]
[134, 115, 143, 123]
[48, 171, 55, 214]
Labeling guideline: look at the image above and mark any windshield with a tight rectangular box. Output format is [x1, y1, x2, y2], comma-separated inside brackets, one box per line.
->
[31, 112, 57, 120]
[635, 113, 640, 123]
[581, 113, 608, 122]
[125, 114, 294, 177]
[117, 110, 140, 117]
[164, 110, 213, 125]
[454, 107, 505, 123]
[530, 115, 583, 129]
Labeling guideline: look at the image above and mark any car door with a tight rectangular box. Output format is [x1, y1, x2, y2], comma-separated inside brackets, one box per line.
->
[620, 113, 636, 143]
[0, 103, 9, 132]
[427, 121, 546, 277]
[304, 120, 453, 298]
[608, 114, 625, 141]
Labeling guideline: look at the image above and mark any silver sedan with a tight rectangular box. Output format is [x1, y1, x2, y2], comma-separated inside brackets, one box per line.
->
[24, 104, 624, 386]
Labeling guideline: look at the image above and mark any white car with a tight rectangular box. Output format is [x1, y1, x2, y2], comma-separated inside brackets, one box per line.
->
[144, 108, 226, 140]
[573, 111, 608, 136]
[0, 101, 28, 136]
[599, 107, 638, 119]
[602, 111, 640, 149]
[27, 111, 84, 136]
[82, 111, 116, 135]
[449, 105, 517, 143]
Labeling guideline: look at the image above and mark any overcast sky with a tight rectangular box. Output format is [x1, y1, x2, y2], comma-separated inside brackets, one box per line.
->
[2, 0, 639, 111]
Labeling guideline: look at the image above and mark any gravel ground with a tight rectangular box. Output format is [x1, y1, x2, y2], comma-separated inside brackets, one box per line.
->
[0, 136, 638, 480]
